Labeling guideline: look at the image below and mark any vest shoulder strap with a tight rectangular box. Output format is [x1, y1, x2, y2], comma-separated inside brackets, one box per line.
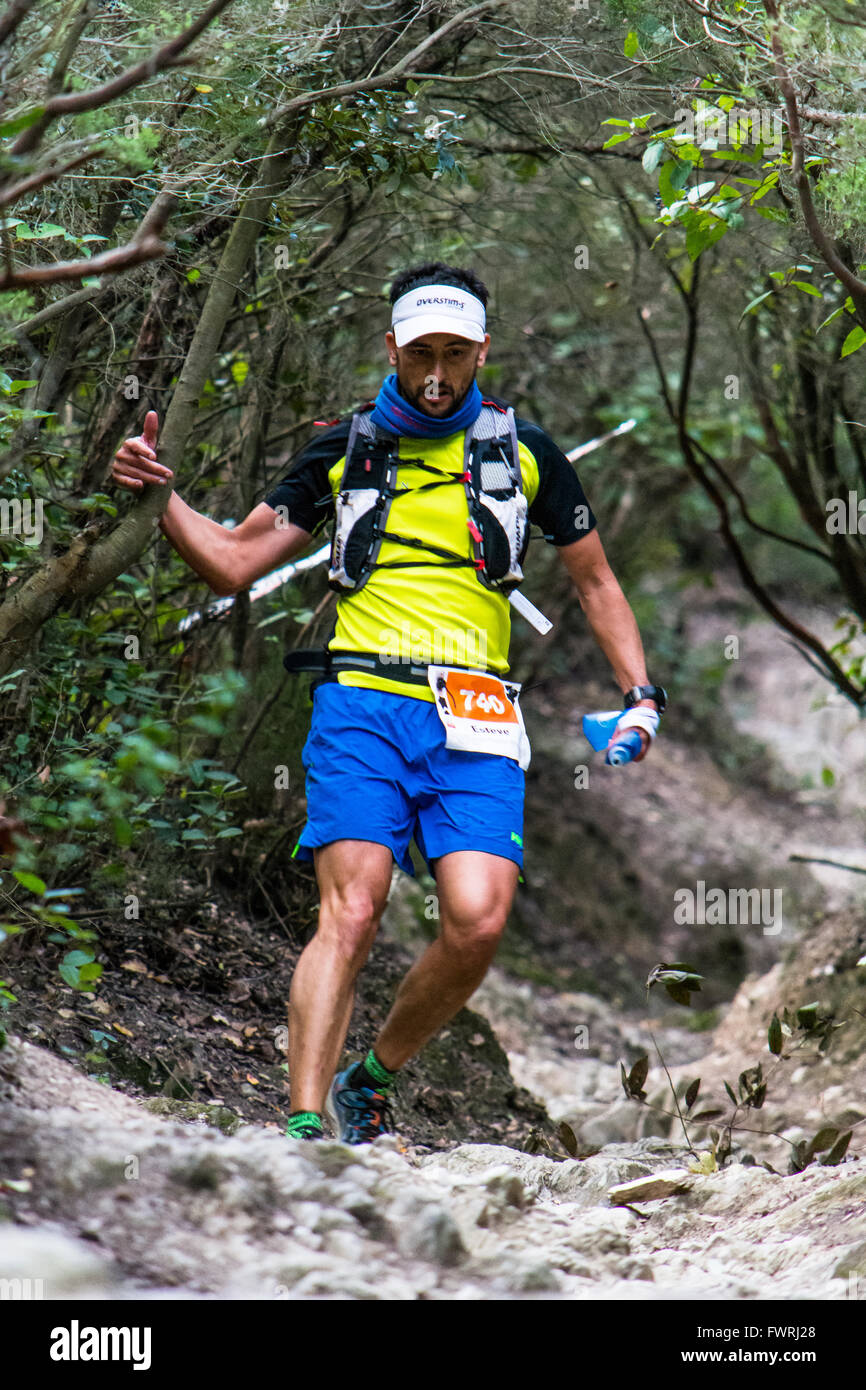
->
[466, 403, 522, 489]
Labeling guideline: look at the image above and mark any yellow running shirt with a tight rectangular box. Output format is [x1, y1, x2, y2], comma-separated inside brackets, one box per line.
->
[263, 397, 597, 702]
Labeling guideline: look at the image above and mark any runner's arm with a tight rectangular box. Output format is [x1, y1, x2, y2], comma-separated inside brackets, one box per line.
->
[556, 529, 654, 702]
[111, 410, 326, 597]
[158, 493, 314, 597]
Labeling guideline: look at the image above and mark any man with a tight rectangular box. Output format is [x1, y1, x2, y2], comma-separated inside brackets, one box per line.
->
[111, 261, 666, 1146]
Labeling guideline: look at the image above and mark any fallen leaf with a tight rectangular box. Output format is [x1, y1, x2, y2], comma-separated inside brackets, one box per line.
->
[120, 960, 147, 974]
[608, 1169, 694, 1205]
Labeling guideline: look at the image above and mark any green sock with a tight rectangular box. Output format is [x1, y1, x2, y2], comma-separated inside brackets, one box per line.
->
[352, 1048, 398, 1094]
[286, 1109, 323, 1136]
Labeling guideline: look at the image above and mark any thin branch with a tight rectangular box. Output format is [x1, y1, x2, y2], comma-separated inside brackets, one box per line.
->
[789, 855, 866, 873]
[0, 190, 176, 289]
[8, 0, 236, 157]
[14, 281, 113, 334]
[265, 1, 501, 128]
[0, 146, 102, 210]
[0, 0, 36, 48]
[691, 438, 836, 566]
[763, 0, 866, 319]
[639, 276, 864, 707]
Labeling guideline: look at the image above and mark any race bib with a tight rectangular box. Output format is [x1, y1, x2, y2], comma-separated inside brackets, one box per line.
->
[426, 665, 531, 771]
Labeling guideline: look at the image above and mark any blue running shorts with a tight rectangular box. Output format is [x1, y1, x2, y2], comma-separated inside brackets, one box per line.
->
[290, 682, 525, 878]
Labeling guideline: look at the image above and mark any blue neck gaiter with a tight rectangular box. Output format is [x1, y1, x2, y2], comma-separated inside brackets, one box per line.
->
[368, 373, 484, 438]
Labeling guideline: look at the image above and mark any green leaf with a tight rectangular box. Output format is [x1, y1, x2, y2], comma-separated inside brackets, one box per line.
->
[627, 1054, 649, 1098]
[624, 30, 639, 58]
[817, 305, 845, 333]
[12, 870, 46, 896]
[739, 289, 774, 323]
[768, 1014, 783, 1055]
[658, 159, 692, 207]
[807, 1126, 840, 1156]
[16, 222, 67, 240]
[558, 1121, 578, 1157]
[669, 160, 693, 191]
[59, 947, 94, 988]
[685, 1078, 700, 1109]
[602, 129, 634, 149]
[841, 326, 866, 358]
[820, 1130, 852, 1166]
[686, 219, 726, 261]
[821, 766, 835, 787]
[642, 140, 665, 173]
[646, 962, 703, 1005]
[790, 281, 822, 297]
[0, 106, 46, 136]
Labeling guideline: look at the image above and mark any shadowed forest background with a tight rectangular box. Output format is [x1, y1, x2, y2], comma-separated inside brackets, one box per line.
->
[0, 0, 865, 1301]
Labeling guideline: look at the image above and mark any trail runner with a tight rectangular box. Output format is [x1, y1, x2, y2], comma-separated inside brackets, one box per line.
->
[111, 262, 666, 1145]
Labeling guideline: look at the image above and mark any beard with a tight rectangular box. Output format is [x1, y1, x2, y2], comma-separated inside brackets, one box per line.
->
[399, 376, 473, 414]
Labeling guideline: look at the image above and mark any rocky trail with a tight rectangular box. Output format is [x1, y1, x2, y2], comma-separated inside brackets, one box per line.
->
[1, 1035, 863, 1300]
[1, 588, 864, 1301]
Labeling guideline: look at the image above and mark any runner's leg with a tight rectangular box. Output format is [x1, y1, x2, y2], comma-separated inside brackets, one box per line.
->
[288, 838, 393, 1112]
[371, 849, 518, 1070]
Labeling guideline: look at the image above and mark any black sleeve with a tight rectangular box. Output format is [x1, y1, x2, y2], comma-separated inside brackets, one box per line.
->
[516, 417, 598, 546]
[260, 420, 350, 537]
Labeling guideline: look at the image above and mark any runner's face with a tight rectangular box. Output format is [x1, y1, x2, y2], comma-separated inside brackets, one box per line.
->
[385, 330, 491, 416]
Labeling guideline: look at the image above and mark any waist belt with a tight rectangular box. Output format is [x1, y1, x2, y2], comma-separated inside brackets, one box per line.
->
[282, 647, 517, 693]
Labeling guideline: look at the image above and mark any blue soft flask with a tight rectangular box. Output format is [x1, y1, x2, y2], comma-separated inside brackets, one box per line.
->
[582, 710, 643, 766]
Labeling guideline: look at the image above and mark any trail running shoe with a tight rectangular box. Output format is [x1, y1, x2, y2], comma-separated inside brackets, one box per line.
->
[326, 1066, 395, 1144]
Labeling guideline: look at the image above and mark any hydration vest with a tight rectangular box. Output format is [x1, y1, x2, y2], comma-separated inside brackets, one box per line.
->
[327, 400, 530, 598]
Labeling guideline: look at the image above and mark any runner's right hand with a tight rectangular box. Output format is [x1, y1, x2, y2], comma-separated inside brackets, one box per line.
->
[111, 410, 174, 491]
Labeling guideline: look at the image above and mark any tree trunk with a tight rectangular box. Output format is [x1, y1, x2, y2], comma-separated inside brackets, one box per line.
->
[0, 130, 296, 676]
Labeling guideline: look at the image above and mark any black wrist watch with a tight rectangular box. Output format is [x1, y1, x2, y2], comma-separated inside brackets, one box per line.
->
[623, 684, 667, 715]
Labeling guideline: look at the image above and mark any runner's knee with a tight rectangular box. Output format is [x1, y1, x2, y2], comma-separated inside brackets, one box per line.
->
[317, 885, 383, 963]
[440, 904, 508, 959]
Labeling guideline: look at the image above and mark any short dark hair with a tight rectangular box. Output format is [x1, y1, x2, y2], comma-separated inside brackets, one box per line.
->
[388, 261, 489, 307]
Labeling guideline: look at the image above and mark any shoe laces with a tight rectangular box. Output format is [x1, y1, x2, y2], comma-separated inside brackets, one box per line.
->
[339, 1084, 395, 1139]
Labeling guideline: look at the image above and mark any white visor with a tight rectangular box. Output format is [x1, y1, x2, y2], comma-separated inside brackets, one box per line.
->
[391, 282, 486, 346]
